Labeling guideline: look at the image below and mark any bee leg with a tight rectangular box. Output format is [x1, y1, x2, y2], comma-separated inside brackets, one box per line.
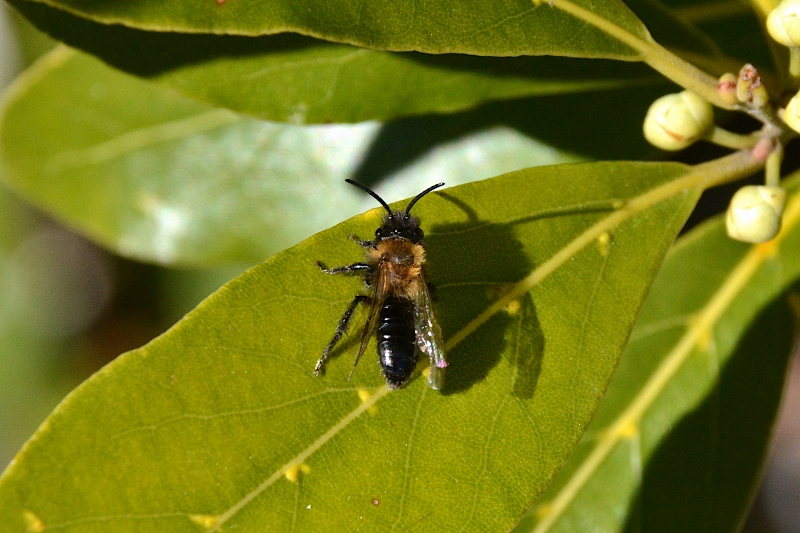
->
[315, 261, 371, 275]
[348, 235, 375, 249]
[314, 295, 370, 376]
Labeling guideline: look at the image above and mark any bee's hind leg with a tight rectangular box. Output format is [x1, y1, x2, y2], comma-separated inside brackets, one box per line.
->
[314, 294, 370, 376]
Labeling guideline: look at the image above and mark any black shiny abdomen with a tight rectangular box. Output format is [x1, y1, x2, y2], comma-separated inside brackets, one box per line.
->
[378, 296, 417, 389]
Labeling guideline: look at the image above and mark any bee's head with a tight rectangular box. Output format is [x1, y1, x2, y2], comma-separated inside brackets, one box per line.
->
[345, 180, 445, 244]
[376, 211, 424, 243]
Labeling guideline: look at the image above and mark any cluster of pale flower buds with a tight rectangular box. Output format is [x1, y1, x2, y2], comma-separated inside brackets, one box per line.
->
[640, 3, 800, 244]
[768, 0, 800, 133]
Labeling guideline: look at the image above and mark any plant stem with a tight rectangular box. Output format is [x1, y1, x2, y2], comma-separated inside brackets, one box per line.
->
[672, 1, 751, 24]
[765, 142, 784, 186]
[705, 126, 760, 150]
[790, 48, 800, 89]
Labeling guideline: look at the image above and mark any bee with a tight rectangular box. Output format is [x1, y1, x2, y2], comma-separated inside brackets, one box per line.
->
[314, 179, 447, 390]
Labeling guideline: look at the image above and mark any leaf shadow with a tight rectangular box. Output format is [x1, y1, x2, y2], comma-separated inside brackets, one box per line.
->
[349, 85, 665, 188]
[426, 192, 546, 397]
[619, 295, 794, 532]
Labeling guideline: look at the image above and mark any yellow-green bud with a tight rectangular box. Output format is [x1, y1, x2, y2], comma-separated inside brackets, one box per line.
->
[782, 90, 800, 133]
[736, 64, 770, 107]
[717, 73, 738, 106]
[726, 185, 786, 243]
[768, 0, 800, 48]
[643, 91, 714, 151]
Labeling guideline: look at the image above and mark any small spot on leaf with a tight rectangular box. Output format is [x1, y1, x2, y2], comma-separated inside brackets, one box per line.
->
[616, 420, 638, 439]
[23, 510, 45, 532]
[697, 326, 712, 352]
[189, 514, 218, 528]
[486, 282, 512, 301]
[504, 299, 521, 315]
[756, 239, 779, 258]
[597, 232, 611, 257]
[535, 503, 552, 520]
[285, 463, 311, 483]
[357, 389, 378, 414]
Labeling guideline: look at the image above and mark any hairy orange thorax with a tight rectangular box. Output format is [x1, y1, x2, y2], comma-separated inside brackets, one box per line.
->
[368, 239, 425, 298]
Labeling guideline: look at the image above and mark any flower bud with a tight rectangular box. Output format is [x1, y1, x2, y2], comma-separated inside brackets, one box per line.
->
[768, 0, 800, 47]
[643, 91, 714, 151]
[782, 90, 800, 133]
[726, 185, 786, 243]
[717, 73, 738, 106]
[736, 64, 769, 107]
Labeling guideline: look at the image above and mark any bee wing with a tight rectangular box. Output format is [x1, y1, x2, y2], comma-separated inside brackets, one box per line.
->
[415, 274, 447, 390]
[349, 265, 386, 382]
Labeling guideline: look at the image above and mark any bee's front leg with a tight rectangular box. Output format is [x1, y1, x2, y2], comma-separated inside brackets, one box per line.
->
[349, 235, 375, 249]
[314, 294, 370, 376]
[315, 261, 371, 275]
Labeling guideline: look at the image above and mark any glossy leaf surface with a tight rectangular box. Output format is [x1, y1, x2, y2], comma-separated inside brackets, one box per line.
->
[519, 174, 800, 532]
[14, 0, 649, 59]
[8, 0, 660, 123]
[0, 161, 704, 532]
[0, 48, 594, 265]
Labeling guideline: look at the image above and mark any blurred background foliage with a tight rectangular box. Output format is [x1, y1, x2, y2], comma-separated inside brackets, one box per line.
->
[0, 4, 248, 467]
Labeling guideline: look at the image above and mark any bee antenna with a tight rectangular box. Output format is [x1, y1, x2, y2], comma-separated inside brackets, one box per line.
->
[406, 182, 445, 214]
[345, 179, 393, 216]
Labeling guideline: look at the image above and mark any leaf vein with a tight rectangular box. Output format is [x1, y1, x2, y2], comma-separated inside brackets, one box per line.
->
[109, 388, 359, 441]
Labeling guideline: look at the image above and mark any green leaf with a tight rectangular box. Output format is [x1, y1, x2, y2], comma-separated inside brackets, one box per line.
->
[8, 0, 660, 123]
[0, 160, 708, 532]
[519, 174, 800, 532]
[0, 47, 588, 265]
[14, 0, 649, 59]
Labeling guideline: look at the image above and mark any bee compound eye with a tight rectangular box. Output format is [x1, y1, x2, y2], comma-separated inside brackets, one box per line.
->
[415, 228, 424, 240]
[375, 228, 384, 239]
